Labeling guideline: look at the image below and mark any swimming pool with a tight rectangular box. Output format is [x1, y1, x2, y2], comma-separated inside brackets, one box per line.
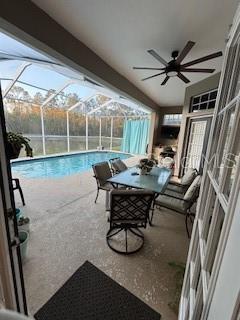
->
[11, 152, 131, 178]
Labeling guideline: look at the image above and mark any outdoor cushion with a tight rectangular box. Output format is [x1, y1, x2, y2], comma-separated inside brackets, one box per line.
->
[181, 168, 198, 186]
[164, 189, 185, 199]
[166, 183, 186, 194]
[184, 176, 201, 201]
[155, 194, 188, 213]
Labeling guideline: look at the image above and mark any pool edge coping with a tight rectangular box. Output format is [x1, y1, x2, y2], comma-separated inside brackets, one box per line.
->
[11, 149, 134, 165]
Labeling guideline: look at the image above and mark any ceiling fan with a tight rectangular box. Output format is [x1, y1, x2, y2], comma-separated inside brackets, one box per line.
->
[133, 41, 222, 85]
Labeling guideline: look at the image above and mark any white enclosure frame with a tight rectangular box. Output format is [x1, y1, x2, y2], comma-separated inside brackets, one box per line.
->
[0, 57, 150, 155]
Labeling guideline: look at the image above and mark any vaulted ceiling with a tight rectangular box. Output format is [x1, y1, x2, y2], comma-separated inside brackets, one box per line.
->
[32, 0, 238, 106]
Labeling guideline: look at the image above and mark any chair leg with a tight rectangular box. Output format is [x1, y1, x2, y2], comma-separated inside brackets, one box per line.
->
[125, 229, 128, 253]
[106, 226, 144, 254]
[94, 188, 99, 203]
[18, 186, 25, 206]
[106, 227, 123, 238]
[185, 212, 190, 239]
[149, 209, 154, 226]
[129, 228, 144, 238]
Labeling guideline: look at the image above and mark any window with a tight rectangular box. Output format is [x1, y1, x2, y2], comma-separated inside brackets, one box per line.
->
[163, 113, 182, 125]
[190, 89, 218, 113]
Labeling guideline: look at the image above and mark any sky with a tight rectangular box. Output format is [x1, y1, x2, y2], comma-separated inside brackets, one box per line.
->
[0, 32, 149, 113]
[0, 32, 97, 99]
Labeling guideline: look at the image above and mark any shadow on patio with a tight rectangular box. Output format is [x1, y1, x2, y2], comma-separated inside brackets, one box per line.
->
[13, 156, 189, 320]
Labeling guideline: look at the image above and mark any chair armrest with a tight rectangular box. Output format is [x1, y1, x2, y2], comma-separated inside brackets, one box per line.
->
[168, 180, 183, 187]
[159, 192, 196, 204]
[110, 182, 118, 189]
[160, 193, 185, 201]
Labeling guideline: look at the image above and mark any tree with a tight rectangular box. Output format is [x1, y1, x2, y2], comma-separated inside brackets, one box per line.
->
[6, 86, 32, 103]
[33, 92, 44, 104]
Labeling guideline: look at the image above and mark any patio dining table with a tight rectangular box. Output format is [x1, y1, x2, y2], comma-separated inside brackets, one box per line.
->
[107, 166, 172, 224]
[107, 166, 172, 194]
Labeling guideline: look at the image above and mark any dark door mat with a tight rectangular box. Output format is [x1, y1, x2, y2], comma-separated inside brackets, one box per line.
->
[35, 261, 161, 320]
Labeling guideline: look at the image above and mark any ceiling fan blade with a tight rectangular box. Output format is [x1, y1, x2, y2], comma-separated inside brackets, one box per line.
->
[182, 51, 223, 68]
[133, 66, 165, 70]
[177, 73, 190, 83]
[141, 71, 166, 81]
[176, 41, 195, 64]
[181, 68, 215, 73]
[161, 76, 170, 85]
[147, 49, 168, 66]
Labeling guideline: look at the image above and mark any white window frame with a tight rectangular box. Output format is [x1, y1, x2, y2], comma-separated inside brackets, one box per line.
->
[179, 6, 240, 320]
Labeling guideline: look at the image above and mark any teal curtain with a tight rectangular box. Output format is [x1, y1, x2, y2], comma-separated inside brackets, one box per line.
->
[121, 119, 150, 154]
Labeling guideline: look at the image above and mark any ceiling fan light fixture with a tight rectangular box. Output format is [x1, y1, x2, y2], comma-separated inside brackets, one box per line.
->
[133, 42, 222, 85]
[166, 70, 178, 77]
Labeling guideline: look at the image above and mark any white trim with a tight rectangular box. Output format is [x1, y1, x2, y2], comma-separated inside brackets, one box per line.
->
[179, 5, 240, 320]
[2, 62, 31, 98]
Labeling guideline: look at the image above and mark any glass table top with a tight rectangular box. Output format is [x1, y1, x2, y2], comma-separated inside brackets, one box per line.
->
[108, 166, 172, 193]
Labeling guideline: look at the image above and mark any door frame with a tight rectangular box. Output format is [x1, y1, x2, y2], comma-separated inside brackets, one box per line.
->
[0, 84, 28, 314]
[180, 114, 213, 176]
[179, 6, 240, 319]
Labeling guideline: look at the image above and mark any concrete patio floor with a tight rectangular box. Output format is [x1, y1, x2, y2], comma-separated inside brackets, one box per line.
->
[12, 155, 189, 320]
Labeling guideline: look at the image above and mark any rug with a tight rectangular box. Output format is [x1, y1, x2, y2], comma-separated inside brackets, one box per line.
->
[35, 261, 161, 320]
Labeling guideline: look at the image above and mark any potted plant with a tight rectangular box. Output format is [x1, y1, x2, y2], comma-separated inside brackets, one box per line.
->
[19, 230, 29, 262]
[137, 158, 156, 175]
[6, 132, 33, 159]
[15, 208, 22, 221]
[18, 216, 30, 233]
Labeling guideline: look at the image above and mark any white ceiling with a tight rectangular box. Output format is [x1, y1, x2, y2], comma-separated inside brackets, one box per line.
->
[32, 0, 238, 106]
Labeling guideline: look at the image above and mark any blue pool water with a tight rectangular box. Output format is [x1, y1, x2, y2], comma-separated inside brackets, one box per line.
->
[11, 152, 131, 178]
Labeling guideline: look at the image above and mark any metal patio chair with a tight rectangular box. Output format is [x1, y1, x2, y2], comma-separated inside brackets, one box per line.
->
[106, 189, 155, 254]
[166, 168, 198, 194]
[154, 175, 201, 238]
[109, 157, 128, 174]
[12, 178, 25, 206]
[92, 161, 115, 203]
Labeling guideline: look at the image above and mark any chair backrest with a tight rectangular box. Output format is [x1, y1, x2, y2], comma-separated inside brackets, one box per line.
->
[110, 158, 128, 174]
[160, 156, 175, 169]
[92, 161, 112, 187]
[183, 175, 202, 204]
[109, 157, 120, 173]
[109, 189, 154, 226]
[181, 168, 198, 186]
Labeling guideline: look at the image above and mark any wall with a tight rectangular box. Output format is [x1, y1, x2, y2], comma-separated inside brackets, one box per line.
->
[177, 73, 221, 176]
[153, 105, 183, 147]
[0, 0, 159, 112]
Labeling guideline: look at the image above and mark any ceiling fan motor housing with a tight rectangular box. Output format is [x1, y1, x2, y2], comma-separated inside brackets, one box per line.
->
[166, 60, 180, 75]
[171, 50, 179, 59]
